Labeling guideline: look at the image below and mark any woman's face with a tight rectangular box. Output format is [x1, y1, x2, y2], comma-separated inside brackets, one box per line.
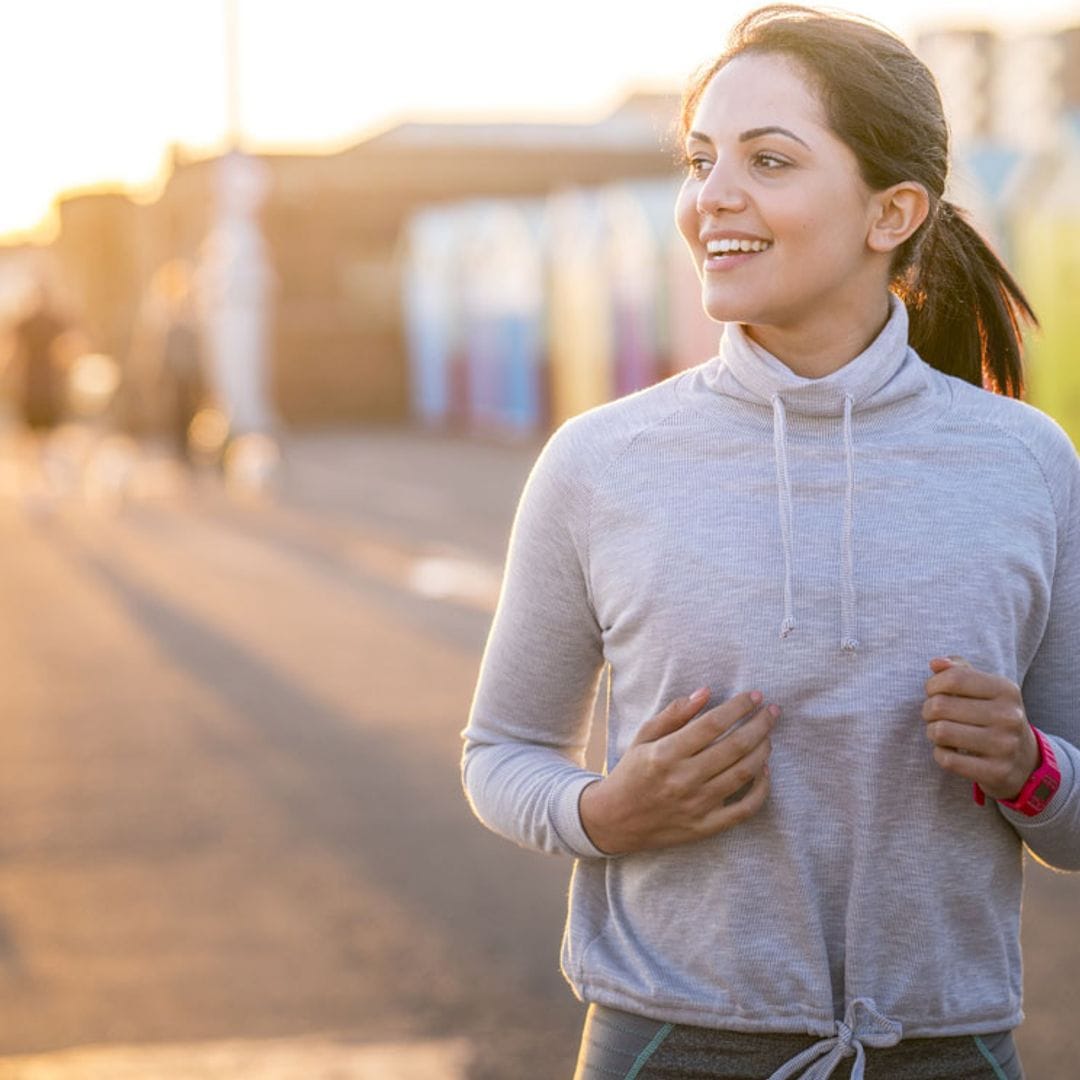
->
[675, 52, 887, 342]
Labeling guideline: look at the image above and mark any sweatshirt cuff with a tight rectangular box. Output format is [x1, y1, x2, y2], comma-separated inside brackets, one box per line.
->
[997, 733, 1076, 831]
[550, 772, 609, 859]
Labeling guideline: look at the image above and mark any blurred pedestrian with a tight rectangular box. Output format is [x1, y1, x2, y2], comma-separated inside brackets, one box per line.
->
[4, 276, 88, 502]
[126, 259, 212, 466]
[11, 279, 71, 435]
[462, 6, 1078, 1079]
[157, 259, 207, 464]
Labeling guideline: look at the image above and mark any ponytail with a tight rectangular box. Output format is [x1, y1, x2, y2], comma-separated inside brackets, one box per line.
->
[894, 200, 1036, 399]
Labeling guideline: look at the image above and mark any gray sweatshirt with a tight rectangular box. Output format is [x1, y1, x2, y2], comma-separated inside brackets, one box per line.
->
[461, 297, 1080, 1070]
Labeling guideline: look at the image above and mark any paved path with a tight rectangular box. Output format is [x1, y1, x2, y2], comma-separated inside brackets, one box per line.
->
[0, 424, 1071, 1078]
[0, 1037, 471, 1079]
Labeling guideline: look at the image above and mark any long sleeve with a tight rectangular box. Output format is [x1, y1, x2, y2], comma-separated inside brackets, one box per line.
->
[461, 420, 609, 859]
[1008, 434, 1080, 870]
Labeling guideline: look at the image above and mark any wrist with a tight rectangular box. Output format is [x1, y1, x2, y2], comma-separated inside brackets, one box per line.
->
[579, 779, 628, 856]
[1003, 727, 1042, 801]
[975, 727, 1061, 817]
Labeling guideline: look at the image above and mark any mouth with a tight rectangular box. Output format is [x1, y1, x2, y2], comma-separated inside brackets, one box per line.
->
[703, 238, 772, 271]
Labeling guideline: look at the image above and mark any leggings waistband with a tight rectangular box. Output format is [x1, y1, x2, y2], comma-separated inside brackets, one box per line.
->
[573, 1004, 1024, 1080]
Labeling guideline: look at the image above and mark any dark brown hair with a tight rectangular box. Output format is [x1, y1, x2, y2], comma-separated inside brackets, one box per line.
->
[676, 4, 1035, 397]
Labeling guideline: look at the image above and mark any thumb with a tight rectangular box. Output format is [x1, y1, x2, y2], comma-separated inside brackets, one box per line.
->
[929, 655, 970, 674]
[633, 687, 710, 745]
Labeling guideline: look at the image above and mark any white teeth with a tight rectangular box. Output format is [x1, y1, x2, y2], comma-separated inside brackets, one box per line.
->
[705, 238, 771, 255]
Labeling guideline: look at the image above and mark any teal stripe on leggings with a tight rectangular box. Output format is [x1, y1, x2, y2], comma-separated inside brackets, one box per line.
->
[624, 1022, 674, 1080]
[973, 1035, 1010, 1080]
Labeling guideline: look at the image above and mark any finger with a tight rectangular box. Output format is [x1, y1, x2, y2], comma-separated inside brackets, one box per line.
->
[697, 769, 771, 834]
[700, 729, 772, 795]
[695, 705, 777, 778]
[929, 655, 970, 674]
[633, 687, 710, 745]
[930, 745, 1016, 794]
[924, 717, 1000, 755]
[930, 744, 985, 781]
[924, 665, 1005, 700]
[921, 694, 1004, 728]
[670, 690, 765, 755]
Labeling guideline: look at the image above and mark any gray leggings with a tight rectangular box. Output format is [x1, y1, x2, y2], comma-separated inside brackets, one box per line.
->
[573, 1004, 1024, 1080]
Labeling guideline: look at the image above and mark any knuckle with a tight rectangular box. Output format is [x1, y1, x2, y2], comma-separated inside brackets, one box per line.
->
[990, 761, 1013, 786]
[996, 732, 1018, 758]
[729, 763, 754, 789]
[642, 745, 669, 779]
[741, 780, 768, 814]
[666, 773, 693, 800]
[728, 727, 755, 757]
[719, 694, 747, 720]
[734, 692, 762, 720]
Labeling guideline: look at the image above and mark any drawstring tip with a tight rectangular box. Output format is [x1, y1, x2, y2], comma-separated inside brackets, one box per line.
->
[780, 618, 796, 639]
[841, 637, 860, 653]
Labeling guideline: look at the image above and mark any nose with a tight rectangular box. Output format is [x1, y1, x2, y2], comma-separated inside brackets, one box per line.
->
[696, 159, 748, 216]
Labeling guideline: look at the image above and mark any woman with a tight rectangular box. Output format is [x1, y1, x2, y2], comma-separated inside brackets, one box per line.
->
[461, 6, 1079, 1078]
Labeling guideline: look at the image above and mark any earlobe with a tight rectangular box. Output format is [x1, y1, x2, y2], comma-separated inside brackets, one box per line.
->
[867, 182, 930, 254]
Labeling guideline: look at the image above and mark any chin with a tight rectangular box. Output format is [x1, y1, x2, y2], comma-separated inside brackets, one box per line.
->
[701, 293, 757, 326]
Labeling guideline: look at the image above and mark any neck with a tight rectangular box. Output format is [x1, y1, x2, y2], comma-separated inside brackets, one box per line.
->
[743, 294, 893, 379]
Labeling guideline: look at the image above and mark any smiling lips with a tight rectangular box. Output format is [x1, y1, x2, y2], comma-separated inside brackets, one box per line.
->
[706, 237, 773, 255]
[702, 236, 772, 272]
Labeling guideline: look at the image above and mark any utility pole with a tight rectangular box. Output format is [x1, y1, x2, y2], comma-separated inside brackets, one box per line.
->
[199, 0, 278, 485]
[225, 0, 241, 151]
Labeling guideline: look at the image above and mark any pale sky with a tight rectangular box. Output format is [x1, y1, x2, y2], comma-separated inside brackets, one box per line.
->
[1, 0, 1077, 241]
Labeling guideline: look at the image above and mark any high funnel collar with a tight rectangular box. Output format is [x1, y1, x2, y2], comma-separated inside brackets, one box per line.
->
[706, 294, 925, 419]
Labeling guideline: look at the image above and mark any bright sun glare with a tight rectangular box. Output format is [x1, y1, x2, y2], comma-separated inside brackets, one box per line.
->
[0, 0, 1076, 241]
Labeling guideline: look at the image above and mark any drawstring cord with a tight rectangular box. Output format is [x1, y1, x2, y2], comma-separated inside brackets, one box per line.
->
[766, 998, 903, 1080]
[769, 392, 860, 652]
[771, 394, 796, 638]
[840, 394, 859, 652]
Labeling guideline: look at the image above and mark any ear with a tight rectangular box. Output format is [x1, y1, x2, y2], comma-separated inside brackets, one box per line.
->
[866, 182, 929, 254]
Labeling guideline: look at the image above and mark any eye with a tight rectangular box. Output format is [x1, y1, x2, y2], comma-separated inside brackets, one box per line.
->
[684, 155, 712, 179]
[753, 151, 791, 170]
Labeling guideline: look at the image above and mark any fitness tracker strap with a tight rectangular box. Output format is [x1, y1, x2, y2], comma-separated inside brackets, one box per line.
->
[972, 727, 1061, 816]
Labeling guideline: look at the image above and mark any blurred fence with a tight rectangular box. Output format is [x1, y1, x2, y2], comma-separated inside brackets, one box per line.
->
[399, 130, 1080, 443]
[399, 177, 719, 439]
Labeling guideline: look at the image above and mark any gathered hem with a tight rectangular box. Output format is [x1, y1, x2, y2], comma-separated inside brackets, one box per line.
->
[574, 979, 1022, 1039]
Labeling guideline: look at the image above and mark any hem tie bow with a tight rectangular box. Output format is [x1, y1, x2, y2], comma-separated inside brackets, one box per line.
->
[767, 998, 903, 1080]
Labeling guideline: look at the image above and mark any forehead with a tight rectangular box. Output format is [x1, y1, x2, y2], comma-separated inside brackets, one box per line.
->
[688, 52, 828, 138]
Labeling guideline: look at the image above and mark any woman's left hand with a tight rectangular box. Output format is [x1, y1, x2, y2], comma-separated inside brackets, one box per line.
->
[922, 656, 1040, 801]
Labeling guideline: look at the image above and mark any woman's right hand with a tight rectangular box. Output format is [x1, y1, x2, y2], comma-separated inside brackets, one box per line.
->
[578, 688, 777, 855]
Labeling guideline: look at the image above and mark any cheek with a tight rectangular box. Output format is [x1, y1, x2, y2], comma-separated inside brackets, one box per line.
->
[674, 185, 699, 245]
[785, 207, 859, 262]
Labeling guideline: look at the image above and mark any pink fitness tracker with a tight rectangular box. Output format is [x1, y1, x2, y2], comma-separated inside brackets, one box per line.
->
[973, 726, 1061, 816]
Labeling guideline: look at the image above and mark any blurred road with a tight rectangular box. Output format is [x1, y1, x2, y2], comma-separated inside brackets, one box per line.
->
[0, 425, 1073, 1079]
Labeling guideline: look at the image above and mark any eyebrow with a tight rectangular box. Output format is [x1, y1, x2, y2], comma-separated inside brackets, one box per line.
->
[686, 126, 812, 150]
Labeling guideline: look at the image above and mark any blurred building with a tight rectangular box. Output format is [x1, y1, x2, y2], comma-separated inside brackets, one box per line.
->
[15, 33, 1080, 442]
[32, 92, 683, 432]
[915, 22, 1080, 447]
[54, 191, 144, 384]
[917, 24, 1080, 152]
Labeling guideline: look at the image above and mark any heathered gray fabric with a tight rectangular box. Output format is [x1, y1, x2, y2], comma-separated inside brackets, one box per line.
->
[461, 297, 1080, 1054]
